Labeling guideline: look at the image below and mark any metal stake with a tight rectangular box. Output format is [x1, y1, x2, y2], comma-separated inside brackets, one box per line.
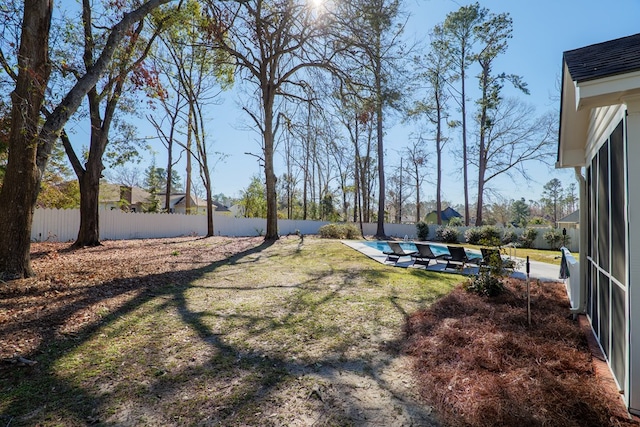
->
[526, 255, 531, 326]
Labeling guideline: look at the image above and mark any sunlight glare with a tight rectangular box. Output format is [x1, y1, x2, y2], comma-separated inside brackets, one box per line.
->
[310, 0, 323, 10]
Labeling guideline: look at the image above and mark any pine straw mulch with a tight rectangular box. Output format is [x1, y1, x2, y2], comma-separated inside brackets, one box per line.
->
[404, 278, 638, 427]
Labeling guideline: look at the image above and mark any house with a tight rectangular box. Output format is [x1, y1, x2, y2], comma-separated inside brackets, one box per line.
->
[558, 32, 640, 415]
[212, 200, 232, 216]
[425, 206, 462, 225]
[158, 193, 207, 215]
[99, 184, 151, 212]
[557, 209, 580, 230]
[229, 203, 245, 218]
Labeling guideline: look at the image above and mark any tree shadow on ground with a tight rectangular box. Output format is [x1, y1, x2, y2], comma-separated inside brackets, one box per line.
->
[1, 237, 438, 426]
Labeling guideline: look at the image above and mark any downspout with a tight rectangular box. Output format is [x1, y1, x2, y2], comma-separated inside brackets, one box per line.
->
[574, 166, 588, 313]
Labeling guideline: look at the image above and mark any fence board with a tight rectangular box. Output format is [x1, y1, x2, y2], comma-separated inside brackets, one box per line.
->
[31, 209, 579, 251]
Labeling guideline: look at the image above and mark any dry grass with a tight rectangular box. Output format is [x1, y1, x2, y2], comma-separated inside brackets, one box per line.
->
[404, 278, 637, 427]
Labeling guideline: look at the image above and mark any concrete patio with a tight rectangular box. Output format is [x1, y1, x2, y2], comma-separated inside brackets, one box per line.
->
[342, 240, 562, 282]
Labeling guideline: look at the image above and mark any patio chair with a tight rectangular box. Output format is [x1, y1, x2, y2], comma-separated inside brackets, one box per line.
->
[383, 241, 417, 264]
[444, 246, 481, 270]
[412, 243, 448, 267]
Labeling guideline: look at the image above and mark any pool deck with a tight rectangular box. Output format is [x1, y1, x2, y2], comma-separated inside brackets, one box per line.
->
[342, 240, 562, 282]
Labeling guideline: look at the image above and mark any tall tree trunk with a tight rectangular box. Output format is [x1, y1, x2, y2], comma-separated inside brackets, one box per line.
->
[0, 1, 52, 279]
[165, 135, 173, 212]
[263, 89, 278, 240]
[185, 108, 193, 214]
[461, 64, 470, 226]
[475, 63, 489, 226]
[375, 60, 386, 238]
[75, 163, 102, 247]
[436, 92, 443, 226]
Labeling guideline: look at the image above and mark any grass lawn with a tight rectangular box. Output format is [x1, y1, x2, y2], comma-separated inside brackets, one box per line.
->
[0, 236, 630, 426]
[1, 236, 459, 426]
[457, 243, 572, 265]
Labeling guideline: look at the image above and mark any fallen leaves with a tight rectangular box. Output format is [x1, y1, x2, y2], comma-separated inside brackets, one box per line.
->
[0, 236, 263, 361]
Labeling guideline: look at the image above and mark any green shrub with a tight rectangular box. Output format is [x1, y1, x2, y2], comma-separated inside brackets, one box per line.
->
[416, 221, 430, 241]
[436, 226, 459, 243]
[318, 223, 360, 239]
[448, 216, 464, 226]
[530, 216, 547, 225]
[543, 229, 570, 250]
[464, 272, 505, 297]
[502, 230, 519, 245]
[464, 227, 482, 245]
[519, 227, 538, 248]
[479, 225, 502, 246]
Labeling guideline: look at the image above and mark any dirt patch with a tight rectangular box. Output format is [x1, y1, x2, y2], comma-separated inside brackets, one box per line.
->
[404, 278, 638, 427]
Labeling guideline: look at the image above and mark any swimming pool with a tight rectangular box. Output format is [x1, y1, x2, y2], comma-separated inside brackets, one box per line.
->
[360, 241, 450, 257]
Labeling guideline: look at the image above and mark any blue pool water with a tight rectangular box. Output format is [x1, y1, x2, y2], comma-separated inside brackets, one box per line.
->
[361, 241, 450, 256]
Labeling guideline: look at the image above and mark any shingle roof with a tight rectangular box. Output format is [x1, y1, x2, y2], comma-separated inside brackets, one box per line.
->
[558, 210, 580, 224]
[428, 206, 462, 221]
[564, 33, 640, 83]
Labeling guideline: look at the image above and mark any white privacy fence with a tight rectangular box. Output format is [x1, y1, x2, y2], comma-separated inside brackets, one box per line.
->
[31, 208, 329, 242]
[561, 248, 582, 312]
[31, 208, 579, 251]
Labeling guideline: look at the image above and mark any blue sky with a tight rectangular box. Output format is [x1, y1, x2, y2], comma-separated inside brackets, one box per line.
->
[72, 0, 640, 205]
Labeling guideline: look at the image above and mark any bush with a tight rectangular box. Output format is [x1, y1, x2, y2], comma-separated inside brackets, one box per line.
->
[519, 228, 538, 248]
[464, 227, 482, 245]
[530, 216, 547, 225]
[448, 217, 464, 226]
[436, 226, 459, 243]
[318, 223, 360, 239]
[416, 221, 430, 241]
[502, 230, 519, 245]
[479, 225, 502, 246]
[543, 229, 570, 250]
[464, 272, 505, 297]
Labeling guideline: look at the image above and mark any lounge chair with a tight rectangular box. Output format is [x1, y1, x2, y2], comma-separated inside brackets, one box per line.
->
[412, 243, 448, 267]
[444, 246, 481, 270]
[383, 241, 417, 264]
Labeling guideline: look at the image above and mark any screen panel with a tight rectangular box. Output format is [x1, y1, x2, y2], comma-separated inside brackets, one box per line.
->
[610, 120, 626, 285]
[598, 141, 610, 273]
[611, 283, 626, 388]
[598, 270, 611, 358]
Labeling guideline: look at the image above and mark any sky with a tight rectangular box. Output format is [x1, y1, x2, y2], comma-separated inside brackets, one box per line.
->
[65, 0, 640, 205]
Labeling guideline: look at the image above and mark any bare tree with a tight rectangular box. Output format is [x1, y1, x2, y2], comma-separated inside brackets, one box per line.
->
[203, 0, 335, 240]
[105, 165, 142, 188]
[0, 0, 172, 279]
[468, 98, 556, 223]
[155, 1, 233, 234]
[403, 140, 429, 223]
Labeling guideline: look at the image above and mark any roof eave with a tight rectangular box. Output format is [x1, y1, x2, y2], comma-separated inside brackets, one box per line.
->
[558, 61, 588, 169]
[558, 63, 640, 168]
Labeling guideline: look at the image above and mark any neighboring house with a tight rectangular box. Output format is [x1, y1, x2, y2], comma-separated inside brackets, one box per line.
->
[558, 32, 640, 415]
[557, 210, 580, 230]
[425, 206, 462, 225]
[158, 193, 232, 215]
[212, 200, 232, 216]
[99, 184, 151, 212]
[229, 203, 245, 218]
[158, 193, 207, 215]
